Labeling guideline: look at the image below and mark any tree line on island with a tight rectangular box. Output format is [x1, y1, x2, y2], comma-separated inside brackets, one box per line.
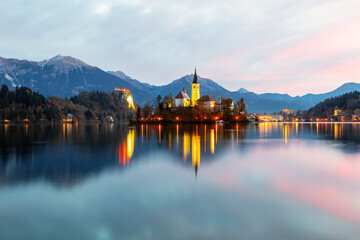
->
[135, 94, 248, 123]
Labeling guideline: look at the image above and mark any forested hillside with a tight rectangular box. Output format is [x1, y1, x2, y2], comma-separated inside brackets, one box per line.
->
[0, 85, 135, 123]
[304, 91, 360, 119]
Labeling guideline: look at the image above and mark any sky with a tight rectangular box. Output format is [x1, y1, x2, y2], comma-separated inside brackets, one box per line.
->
[0, 0, 360, 96]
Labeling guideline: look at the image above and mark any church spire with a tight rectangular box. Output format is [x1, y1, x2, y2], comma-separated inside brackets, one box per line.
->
[193, 68, 198, 84]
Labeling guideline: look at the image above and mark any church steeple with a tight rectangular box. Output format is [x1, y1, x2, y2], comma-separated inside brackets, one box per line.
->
[193, 68, 198, 84]
[191, 68, 200, 107]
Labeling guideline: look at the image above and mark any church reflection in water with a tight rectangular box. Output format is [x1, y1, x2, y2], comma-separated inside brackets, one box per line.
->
[0, 122, 359, 187]
[133, 124, 248, 176]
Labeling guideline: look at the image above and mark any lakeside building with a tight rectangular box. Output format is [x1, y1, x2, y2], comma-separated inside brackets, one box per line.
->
[282, 109, 294, 114]
[173, 68, 202, 108]
[169, 69, 237, 114]
[175, 87, 191, 107]
[197, 95, 216, 110]
[258, 114, 284, 122]
[334, 109, 342, 116]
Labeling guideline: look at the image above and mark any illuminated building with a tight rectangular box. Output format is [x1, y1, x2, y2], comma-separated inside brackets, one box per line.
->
[334, 109, 342, 116]
[175, 87, 191, 107]
[197, 95, 216, 111]
[63, 113, 73, 123]
[258, 114, 283, 122]
[282, 109, 294, 114]
[114, 88, 135, 110]
[258, 115, 272, 122]
[191, 68, 200, 107]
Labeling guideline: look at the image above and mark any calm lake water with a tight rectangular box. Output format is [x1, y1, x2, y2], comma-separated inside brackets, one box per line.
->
[1, 123, 360, 240]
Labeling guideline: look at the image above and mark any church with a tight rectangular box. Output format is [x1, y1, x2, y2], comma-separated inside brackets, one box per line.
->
[174, 69, 201, 107]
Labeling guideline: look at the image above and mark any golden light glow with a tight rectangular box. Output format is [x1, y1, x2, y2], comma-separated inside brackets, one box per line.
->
[210, 129, 215, 154]
[158, 124, 162, 144]
[176, 124, 179, 143]
[191, 82, 200, 107]
[334, 123, 338, 140]
[204, 125, 207, 153]
[141, 124, 144, 142]
[259, 122, 272, 138]
[62, 123, 66, 140]
[169, 132, 172, 150]
[146, 125, 148, 142]
[119, 129, 135, 166]
[236, 124, 239, 143]
[114, 88, 135, 110]
[333, 123, 343, 140]
[192, 134, 201, 169]
[127, 129, 135, 162]
[4, 124, 9, 134]
[284, 124, 289, 145]
[183, 132, 190, 162]
[316, 123, 319, 135]
[215, 124, 218, 143]
[126, 95, 135, 110]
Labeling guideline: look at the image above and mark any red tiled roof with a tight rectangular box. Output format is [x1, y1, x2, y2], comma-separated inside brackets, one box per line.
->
[197, 95, 215, 102]
[175, 91, 190, 100]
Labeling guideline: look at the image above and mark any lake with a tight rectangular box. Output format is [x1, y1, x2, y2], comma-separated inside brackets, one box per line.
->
[1, 123, 360, 240]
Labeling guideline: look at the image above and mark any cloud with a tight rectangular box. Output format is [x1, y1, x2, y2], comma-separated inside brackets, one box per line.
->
[94, 4, 110, 14]
[0, 0, 360, 95]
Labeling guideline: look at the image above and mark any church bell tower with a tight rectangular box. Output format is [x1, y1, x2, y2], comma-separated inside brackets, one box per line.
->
[191, 68, 200, 107]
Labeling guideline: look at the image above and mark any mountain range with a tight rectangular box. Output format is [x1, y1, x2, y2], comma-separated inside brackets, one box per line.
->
[1, 55, 359, 113]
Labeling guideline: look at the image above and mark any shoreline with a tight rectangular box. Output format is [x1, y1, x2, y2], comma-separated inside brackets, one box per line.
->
[1, 121, 360, 126]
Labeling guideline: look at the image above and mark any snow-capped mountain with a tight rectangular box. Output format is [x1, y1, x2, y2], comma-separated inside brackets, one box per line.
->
[1, 55, 359, 113]
[0, 55, 153, 104]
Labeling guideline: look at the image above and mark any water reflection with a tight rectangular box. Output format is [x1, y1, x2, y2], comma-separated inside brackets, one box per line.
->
[2, 123, 360, 239]
[119, 128, 135, 166]
[1, 123, 360, 187]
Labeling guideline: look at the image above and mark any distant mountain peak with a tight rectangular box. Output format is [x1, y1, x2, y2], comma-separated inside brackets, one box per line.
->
[40, 55, 90, 72]
[52, 54, 66, 59]
[108, 70, 131, 80]
[237, 88, 249, 93]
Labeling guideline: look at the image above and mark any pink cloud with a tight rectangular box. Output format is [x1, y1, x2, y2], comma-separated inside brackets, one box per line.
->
[317, 57, 360, 78]
[274, 17, 360, 62]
